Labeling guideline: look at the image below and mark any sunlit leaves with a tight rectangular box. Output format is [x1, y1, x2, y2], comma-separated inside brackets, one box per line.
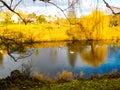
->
[68, 10, 111, 40]
[80, 10, 110, 32]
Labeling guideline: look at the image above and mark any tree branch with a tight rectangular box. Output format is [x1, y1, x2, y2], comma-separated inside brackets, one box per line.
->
[48, 1, 72, 24]
[0, 4, 4, 11]
[13, 0, 22, 10]
[10, 0, 13, 7]
[64, 0, 79, 11]
[103, 0, 120, 15]
[0, 0, 27, 24]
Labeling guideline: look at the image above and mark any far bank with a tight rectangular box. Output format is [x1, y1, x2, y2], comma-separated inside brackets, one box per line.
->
[0, 23, 120, 42]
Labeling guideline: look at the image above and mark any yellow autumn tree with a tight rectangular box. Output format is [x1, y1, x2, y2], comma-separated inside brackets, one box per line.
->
[68, 10, 110, 40]
[79, 10, 110, 39]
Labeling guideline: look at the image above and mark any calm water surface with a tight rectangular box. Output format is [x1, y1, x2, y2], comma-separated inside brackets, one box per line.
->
[0, 41, 120, 78]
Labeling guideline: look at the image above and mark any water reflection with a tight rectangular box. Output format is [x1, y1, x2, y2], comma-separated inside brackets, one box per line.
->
[0, 41, 120, 78]
[0, 52, 3, 70]
[67, 41, 87, 68]
[80, 43, 107, 67]
[67, 41, 107, 67]
[108, 45, 120, 58]
[35, 48, 39, 57]
[0, 52, 3, 62]
[68, 49, 77, 68]
[51, 48, 57, 62]
[0, 37, 34, 62]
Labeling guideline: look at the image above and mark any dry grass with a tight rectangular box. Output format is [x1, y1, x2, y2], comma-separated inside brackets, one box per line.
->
[55, 70, 73, 82]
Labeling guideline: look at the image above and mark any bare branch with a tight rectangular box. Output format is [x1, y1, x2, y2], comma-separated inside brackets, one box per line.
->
[0, 4, 4, 10]
[48, 1, 71, 23]
[102, 0, 120, 15]
[0, 0, 27, 24]
[64, 0, 79, 11]
[111, 6, 120, 10]
[39, 0, 51, 3]
[13, 0, 22, 10]
[8, 52, 33, 62]
[10, 0, 13, 7]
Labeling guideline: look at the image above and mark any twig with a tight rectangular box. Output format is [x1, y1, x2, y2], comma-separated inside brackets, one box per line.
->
[13, 0, 22, 10]
[103, 0, 117, 15]
[10, 0, 13, 7]
[48, 1, 71, 24]
[0, 0, 27, 24]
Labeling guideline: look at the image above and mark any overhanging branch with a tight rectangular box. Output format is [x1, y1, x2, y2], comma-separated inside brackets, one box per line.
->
[0, 0, 27, 24]
[103, 0, 120, 15]
[13, 0, 22, 10]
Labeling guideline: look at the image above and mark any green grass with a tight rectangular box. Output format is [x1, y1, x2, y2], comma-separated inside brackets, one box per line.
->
[1, 78, 120, 90]
[1, 69, 120, 90]
[39, 78, 120, 90]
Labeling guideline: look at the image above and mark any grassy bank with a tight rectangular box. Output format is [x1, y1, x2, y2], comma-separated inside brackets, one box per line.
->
[41, 78, 120, 90]
[1, 78, 120, 90]
[1, 70, 120, 90]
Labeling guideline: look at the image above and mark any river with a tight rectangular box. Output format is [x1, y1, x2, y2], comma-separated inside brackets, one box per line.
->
[0, 41, 120, 78]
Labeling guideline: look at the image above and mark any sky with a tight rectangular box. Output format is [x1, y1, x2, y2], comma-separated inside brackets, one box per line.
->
[2, 0, 120, 17]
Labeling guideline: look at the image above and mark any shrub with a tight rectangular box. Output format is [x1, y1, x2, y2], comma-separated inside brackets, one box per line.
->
[33, 73, 43, 81]
[55, 70, 73, 82]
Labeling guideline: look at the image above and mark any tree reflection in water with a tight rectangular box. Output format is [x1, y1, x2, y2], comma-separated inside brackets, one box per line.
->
[0, 36, 34, 62]
[0, 52, 3, 65]
[7, 49, 34, 62]
[81, 42, 107, 67]
[35, 48, 39, 57]
[67, 41, 87, 68]
[67, 41, 107, 67]
[67, 50, 77, 68]
[51, 48, 57, 62]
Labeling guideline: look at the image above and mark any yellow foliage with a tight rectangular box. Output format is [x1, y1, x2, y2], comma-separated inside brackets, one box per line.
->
[0, 12, 6, 18]
[79, 10, 110, 39]
[67, 10, 112, 40]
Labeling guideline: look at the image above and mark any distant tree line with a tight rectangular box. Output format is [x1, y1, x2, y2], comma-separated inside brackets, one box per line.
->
[0, 0, 120, 24]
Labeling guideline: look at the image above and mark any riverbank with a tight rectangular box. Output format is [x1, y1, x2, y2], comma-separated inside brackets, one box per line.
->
[0, 70, 120, 90]
[0, 23, 71, 42]
[0, 10, 120, 42]
[1, 78, 120, 90]
[0, 23, 120, 42]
